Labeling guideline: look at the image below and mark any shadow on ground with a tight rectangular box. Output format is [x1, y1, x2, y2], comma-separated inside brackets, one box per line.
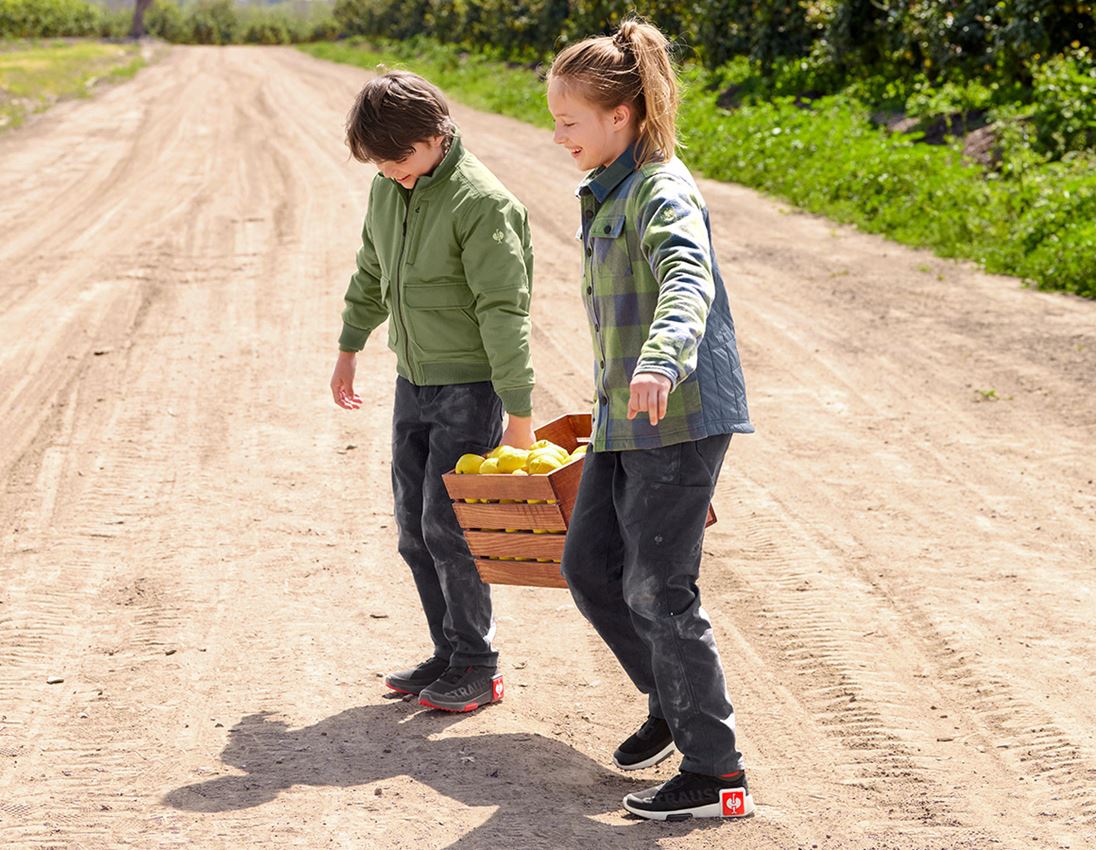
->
[164, 698, 723, 848]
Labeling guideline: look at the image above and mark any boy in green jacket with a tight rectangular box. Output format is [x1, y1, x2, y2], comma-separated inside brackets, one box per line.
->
[329, 71, 535, 712]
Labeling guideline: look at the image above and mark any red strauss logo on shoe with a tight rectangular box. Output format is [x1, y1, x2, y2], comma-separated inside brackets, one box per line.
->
[492, 674, 504, 701]
[720, 789, 746, 817]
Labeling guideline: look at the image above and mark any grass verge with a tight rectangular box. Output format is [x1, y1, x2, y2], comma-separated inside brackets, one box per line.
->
[0, 38, 146, 132]
[299, 38, 1095, 299]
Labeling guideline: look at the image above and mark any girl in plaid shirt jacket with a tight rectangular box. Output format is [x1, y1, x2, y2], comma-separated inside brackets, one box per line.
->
[547, 17, 756, 821]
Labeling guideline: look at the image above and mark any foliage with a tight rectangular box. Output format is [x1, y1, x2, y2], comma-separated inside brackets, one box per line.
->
[1030, 47, 1096, 157]
[1, 0, 339, 44]
[0, 0, 100, 38]
[302, 37, 1096, 298]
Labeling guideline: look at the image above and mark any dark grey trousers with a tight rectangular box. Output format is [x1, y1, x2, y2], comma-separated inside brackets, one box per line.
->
[391, 377, 502, 667]
[561, 433, 744, 777]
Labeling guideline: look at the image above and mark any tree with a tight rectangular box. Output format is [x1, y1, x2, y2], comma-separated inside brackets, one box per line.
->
[130, 0, 153, 38]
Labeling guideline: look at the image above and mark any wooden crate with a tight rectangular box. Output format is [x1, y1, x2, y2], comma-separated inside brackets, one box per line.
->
[443, 412, 716, 589]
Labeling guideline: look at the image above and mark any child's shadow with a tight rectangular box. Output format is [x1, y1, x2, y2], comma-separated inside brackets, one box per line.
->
[164, 700, 721, 848]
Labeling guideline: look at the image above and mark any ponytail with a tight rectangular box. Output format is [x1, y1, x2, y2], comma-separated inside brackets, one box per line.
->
[549, 16, 681, 165]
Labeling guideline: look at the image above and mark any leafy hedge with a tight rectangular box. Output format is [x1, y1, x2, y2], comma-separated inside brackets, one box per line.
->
[330, 1, 1096, 164]
[1, 0, 101, 37]
[334, 0, 1096, 80]
[302, 38, 1096, 298]
[0, 0, 339, 43]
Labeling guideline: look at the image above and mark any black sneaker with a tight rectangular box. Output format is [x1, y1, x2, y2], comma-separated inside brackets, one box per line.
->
[384, 656, 450, 696]
[612, 715, 675, 771]
[418, 665, 503, 713]
[623, 770, 755, 821]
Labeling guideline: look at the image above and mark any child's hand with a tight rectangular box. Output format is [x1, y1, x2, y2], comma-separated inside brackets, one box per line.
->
[330, 351, 363, 410]
[500, 414, 535, 450]
[627, 372, 672, 426]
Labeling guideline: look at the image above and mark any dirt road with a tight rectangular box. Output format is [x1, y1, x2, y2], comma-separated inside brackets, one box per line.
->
[1, 46, 1094, 850]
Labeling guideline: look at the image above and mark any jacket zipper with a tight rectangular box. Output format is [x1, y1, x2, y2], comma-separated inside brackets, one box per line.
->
[395, 188, 414, 380]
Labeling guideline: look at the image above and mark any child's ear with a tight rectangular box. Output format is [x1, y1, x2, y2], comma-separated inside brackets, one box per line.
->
[611, 103, 633, 131]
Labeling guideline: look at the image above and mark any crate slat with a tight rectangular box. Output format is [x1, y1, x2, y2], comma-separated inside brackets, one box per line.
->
[465, 530, 566, 561]
[534, 413, 592, 452]
[452, 502, 567, 532]
[474, 559, 568, 589]
[442, 470, 559, 502]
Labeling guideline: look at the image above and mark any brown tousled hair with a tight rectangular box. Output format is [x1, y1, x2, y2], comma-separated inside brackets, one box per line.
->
[548, 17, 680, 165]
[346, 70, 456, 163]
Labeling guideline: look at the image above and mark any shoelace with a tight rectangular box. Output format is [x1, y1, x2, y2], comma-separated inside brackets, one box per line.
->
[435, 666, 470, 685]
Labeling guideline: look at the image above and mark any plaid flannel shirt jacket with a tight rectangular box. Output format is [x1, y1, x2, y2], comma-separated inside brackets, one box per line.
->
[577, 147, 753, 451]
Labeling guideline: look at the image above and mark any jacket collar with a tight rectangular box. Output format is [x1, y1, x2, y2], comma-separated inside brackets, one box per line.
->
[408, 129, 463, 194]
[578, 144, 638, 204]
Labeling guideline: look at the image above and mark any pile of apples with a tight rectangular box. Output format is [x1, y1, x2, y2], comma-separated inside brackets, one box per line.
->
[454, 439, 587, 476]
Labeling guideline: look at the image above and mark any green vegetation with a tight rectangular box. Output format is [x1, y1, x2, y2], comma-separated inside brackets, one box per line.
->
[0, 0, 101, 38]
[139, 0, 339, 45]
[303, 39, 553, 129]
[5, 0, 1091, 296]
[0, 0, 339, 43]
[301, 37, 1096, 298]
[0, 38, 144, 130]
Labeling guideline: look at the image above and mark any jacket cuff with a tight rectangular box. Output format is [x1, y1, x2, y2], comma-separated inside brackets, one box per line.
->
[496, 386, 533, 418]
[633, 361, 680, 391]
[338, 323, 370, 352]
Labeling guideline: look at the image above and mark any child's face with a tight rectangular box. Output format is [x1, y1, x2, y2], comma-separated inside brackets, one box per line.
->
[374, 135, 446, 189]
[547, 79, 636, 171]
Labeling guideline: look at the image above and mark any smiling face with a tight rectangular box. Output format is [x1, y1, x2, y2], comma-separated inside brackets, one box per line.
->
[547, 78, 637, 172]
[373, 136, 447, 189]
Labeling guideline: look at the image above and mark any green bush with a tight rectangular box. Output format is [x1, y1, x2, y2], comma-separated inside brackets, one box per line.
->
[187, 0, 237, 44]
[0, 0, 101, 38]
[301, 38, 1096, 298]
[145, 0, 188, 42]
[1030, 48, 1096, 158]
[243, 14, 290, 46]
[309, 14, 340, 41]
[96, 5, 130, 38]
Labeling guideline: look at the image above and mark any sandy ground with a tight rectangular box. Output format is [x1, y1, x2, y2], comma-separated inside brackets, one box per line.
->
[1, 45, 1094, 850]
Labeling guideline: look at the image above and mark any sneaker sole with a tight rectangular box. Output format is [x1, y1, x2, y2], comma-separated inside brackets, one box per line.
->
[612, 741, 675, 771]
[384, 681, 422, 696]
[623, 789, 755, 821]
[418, 673, 504, 713]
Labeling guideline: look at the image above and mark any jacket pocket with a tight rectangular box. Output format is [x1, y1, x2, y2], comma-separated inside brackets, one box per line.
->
[590, 213, 632, 275]
[402, 282, 483, 357]
[403, 281, 474, 309]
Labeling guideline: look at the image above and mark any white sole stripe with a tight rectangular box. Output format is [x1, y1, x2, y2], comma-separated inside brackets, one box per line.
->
[612, 741, 676, 771]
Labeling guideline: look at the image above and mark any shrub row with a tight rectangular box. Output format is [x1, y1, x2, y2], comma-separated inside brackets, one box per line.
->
[0, 0, 339, 44]
[331, 1, 1096, 161]
[332, 0, 1095, 81]
[302, 38, 1096, 299]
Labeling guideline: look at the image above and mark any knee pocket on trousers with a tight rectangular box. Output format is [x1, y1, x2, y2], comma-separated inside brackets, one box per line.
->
[623, 577, 704, 630]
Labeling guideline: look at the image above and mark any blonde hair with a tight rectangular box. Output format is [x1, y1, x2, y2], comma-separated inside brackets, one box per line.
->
[548, 17, 680, 165]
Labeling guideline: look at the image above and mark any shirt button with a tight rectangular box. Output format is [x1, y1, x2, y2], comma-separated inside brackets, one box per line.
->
[586, 246, 592, 257]
[584, 209, 593, 219]
[599, 360, 605, 368]
[594, 323, 600, 332]
[603, 225, 611, 234]
[586, 286, 592, 295]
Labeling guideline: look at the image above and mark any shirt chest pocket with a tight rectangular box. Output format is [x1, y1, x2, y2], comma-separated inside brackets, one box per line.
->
[589, 214, 632, 277]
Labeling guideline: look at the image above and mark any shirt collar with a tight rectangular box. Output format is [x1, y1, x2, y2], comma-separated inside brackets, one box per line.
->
[578, 145, 638, 204]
